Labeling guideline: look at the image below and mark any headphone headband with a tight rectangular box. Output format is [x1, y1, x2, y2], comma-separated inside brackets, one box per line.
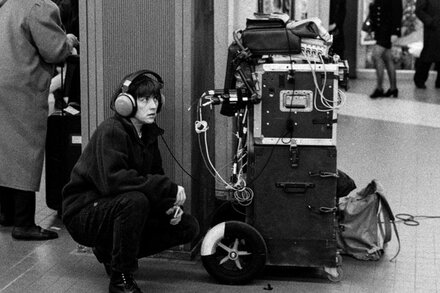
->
[120, 69, 163, 93]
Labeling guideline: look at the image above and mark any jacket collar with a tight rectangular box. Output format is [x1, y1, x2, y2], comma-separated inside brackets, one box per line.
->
[114, 114, 164, 144]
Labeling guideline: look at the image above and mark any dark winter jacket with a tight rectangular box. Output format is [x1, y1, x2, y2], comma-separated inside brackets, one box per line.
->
[416, 0, 440, 62]
[370, 0, 402, 37]
[62, 115, 177, 223]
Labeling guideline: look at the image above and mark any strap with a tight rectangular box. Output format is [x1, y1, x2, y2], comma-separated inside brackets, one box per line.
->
[376, 192, 401, 261]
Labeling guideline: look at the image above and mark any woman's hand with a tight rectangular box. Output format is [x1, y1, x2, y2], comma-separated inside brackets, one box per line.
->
[174, 185, 186, 206]
[166, 205, 183, 225]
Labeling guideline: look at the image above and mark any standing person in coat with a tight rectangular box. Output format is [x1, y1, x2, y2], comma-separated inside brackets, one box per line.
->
[369, 0, 403, 98]
[62, 70, 199, 293]
[413, 0, 440, 89]
[329, 0, 347, 59]
[0, 0, 78, 239]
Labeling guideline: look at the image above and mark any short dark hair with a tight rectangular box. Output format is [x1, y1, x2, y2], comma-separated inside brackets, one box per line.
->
[127, 75, 163, 112]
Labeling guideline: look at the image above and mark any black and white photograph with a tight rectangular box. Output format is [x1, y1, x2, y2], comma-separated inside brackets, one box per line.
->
[1, 0, 439, 292]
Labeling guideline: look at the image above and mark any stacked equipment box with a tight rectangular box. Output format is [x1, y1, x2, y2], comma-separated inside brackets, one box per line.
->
[249, 63, 340, 268]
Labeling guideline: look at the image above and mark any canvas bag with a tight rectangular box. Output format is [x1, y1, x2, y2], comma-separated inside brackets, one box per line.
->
[336, 180, 400, 261]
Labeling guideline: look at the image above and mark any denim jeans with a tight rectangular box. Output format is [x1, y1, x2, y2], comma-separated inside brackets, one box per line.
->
[64, 191, 199, 273]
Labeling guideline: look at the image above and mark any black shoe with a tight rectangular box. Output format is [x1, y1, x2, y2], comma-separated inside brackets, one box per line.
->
[370, 88, 384, 98]
[384, 88, 398, 98]
[109, 272, 143, 293]
[11, 225, 58, 240]
[92, 247, 112, 276]
[415, 82, 426, 89]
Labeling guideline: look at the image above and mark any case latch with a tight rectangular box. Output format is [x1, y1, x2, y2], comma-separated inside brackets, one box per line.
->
[289, 139, 299, 168]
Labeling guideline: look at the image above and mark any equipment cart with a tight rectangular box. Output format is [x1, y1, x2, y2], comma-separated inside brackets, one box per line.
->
[198, 36, 348, 283]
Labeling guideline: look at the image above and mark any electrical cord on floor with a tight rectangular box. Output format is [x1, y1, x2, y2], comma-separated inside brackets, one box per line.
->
[395, 213, 440, 226]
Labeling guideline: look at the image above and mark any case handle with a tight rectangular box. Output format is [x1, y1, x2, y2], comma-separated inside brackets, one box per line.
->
[275, 182, 315, 194]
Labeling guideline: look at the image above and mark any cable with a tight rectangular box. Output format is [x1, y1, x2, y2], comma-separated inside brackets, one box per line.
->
[233, 187, 254, 206]
[195, 94, 246, 191]
[395, 213, 440, 226]
[301, 51, 346, 113]
[160, 135, 228, 192]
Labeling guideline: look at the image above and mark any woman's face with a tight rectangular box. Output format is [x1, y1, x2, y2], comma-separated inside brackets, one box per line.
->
[133, 95, 159, 124]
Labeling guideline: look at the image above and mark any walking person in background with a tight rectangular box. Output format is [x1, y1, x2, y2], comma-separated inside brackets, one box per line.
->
[413, 0, 440, 89]
[0, 0, 78, 239]
[369, 0, 403, 98]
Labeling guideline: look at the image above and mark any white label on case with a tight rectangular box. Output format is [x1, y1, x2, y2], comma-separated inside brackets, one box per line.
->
[71, 136, 82, 144]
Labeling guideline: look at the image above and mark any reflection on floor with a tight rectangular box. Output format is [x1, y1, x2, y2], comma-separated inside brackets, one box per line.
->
[1, 77, 440, 292]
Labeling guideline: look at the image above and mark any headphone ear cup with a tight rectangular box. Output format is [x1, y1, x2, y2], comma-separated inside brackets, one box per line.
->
[157, 93, 165, 113]
[114, 93, 136, 117]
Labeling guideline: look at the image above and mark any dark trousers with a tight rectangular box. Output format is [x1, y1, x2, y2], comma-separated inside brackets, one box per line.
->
[414, 59, 440, 86]
[0, 186, 36, 227]
[64, 191, 199, 274]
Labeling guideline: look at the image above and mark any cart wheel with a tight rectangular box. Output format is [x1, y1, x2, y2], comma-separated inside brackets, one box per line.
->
[201, 221, 267, 284]
[324, 266, 343, 282]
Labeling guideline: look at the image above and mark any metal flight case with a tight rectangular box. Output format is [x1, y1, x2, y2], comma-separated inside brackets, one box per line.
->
[252, 63, 339, 146]
[249, 145, 338, 267]
[248, 62, 341, 274]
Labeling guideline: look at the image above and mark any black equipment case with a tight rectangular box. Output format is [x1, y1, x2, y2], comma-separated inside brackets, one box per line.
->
[249, 145, 338, 267]
[248, 63, 340, 267]
[45, 55, 81, 214]
[253, 63, 339, 146]
[45, 112, 81, 213]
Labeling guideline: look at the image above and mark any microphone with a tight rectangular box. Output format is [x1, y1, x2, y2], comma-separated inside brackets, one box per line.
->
[202, 89, 249, 106]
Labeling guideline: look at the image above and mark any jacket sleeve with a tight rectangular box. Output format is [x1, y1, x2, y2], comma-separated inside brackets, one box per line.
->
[391, 0, 403, 36]
[27, 0, 72, 64]
[415, 0, 435, 29]
[93, 124, 177, 203]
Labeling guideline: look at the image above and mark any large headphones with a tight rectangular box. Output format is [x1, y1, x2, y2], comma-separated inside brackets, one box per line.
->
[113, 69, 164, 117]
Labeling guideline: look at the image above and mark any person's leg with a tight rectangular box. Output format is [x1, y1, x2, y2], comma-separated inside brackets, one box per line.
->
[13, 189, 36, 227]
[65, 191, 149, 273]
[370, 44, 386, 97]
[414, 58, 430, 88]
[5, 188, 59, 240]
[383, 48, 397, 90]
[137, 213, 200, 258]
[0, 186, 15, 226]
[435, 61, 440, 88]
[65, 191, 149, 293]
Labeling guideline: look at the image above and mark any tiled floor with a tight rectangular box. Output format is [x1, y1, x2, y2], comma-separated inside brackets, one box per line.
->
[1, 75, 440, 292]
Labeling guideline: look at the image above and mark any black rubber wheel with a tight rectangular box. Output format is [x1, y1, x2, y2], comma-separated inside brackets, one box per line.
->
[201, 221, 267, 285]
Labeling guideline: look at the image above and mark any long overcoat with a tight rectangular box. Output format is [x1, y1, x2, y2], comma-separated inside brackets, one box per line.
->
[416, 0, 440, 62]
[0, 0, 72, 191]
